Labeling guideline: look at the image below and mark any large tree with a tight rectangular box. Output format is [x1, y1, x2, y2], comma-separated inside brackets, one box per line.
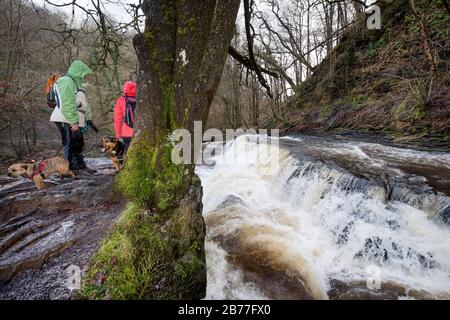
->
[81, 0, 241, 299]
[44, 0, 242, 300]
[121, 0, 241, 206]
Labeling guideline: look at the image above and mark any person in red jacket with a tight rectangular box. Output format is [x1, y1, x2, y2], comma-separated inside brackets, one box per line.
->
[114, 81, 136, 152]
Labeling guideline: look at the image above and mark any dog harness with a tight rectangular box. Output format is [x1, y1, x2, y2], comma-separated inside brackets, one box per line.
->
[30, 161, 46, 180]
[113, 147, 125, 164]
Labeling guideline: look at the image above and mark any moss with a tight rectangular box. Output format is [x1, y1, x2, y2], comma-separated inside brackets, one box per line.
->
[393, 100, 425, 122]
[177, 18, 197, 36]
[429, 11, 449, 36]
[177, 27, 188, 36]
[191, 174, 201, 187]
[144, 30, 160, 73]
[81, 1, 207, 300]
[162, 81, 176, 132]
[342, 94, 367, 109]
[366, 36, 384, 58]
[320, 105, 333, 118]
[80, 192, 206, 300]
[79, 203, 141, 299]
[171, 241, 205, 297]
[116, 132, 187, 210]
[161, 2, 176, 25]
[186, 17, 197, 29]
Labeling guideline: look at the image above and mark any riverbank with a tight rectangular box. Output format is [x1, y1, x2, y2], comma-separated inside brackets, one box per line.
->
[271, 0, 449, 147]
[283, 128, 450, 153]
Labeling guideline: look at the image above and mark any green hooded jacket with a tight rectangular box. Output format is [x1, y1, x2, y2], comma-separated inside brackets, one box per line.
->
[55, 60, 92, 124]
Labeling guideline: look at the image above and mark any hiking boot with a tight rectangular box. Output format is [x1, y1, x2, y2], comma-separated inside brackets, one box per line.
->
[76, 167, 97, 174]
[73, 159, 97, 174]
[85, 168, 97, 174]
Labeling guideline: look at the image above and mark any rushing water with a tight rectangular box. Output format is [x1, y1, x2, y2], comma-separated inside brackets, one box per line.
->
[196, 135, 450, 300]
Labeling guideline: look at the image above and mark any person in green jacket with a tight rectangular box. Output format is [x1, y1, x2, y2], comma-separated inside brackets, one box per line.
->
[50, 60, 95, 172]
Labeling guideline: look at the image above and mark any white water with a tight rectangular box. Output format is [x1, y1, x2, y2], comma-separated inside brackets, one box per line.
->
[197, 135, 450, 299]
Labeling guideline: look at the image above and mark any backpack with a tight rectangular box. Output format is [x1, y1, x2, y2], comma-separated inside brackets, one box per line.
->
[46, 74, 79, 109]
[45, 75, 59, 108]
[123, 96, 136, 128]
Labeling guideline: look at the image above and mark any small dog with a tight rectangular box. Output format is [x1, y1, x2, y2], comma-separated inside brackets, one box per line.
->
[101, 137, 125, 171]
[7, 157, 75, 190]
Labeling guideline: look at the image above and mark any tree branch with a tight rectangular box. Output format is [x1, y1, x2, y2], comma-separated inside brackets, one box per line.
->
[228, 46, 279, 79]
[243, 0, 273, 99]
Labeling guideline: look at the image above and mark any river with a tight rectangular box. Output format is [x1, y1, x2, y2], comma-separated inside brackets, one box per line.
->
[196, 134, 450, 300]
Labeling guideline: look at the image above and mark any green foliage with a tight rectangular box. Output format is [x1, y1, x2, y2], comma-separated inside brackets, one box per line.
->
[191, 174, 201, 187]
[342, 94, 367, 109]
[366, 36, 384, 58]
[403, 13, 415, 27]
[393, 40, 407, 56]
[429, 12, 449, 37]
[320, 105, 333, 118]
[394, 100, 425, 122]
[80, 203, 141, 299]
[171, 241, 205, 297]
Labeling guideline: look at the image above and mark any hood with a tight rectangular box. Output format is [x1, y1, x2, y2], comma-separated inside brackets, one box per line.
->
[123, 81, 136, 97]
[67, 60, 93, 85]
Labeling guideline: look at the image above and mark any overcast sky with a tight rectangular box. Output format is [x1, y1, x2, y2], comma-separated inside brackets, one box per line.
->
[34, 0, 141, 25]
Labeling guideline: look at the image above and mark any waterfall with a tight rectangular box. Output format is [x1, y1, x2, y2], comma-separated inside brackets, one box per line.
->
[197, 135, 450, 300]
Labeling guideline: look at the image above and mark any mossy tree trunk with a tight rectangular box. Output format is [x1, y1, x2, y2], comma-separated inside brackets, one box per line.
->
[123, 0, 240, 210]
[100, 0, 241, 300]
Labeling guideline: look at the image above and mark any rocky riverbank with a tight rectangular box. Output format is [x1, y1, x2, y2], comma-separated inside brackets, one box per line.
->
[0, 158, 122, 299]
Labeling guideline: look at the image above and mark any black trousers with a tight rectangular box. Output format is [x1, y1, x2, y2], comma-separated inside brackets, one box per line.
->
[55, 122, 86, 170]
[122, 137, 132, 153]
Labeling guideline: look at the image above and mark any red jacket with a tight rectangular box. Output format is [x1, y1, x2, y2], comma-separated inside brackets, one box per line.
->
[114, 81, 136, 138]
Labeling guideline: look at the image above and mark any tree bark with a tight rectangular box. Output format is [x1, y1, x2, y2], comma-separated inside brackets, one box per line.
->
[114, 0, 241, 300]
[135, 0, 241, 134]
[129, 0, 241, 206]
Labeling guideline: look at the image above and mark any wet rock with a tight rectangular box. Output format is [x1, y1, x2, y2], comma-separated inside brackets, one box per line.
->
[328, 279, 401, 300]
[355, 237, 388, 263]
[386, 219, 401, 230]
[354, 237, 437, 269]
[438, 206, 450, 225]
[335, 287, 399, 300]
[337, 221, 354, 244]
[328, 279, 441, 300]
[215, 225, 325, 299]
[216, 195, 245, 210]
[0, 158, 122, 299]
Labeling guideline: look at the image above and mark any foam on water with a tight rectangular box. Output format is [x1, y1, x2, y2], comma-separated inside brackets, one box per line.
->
[197, 135, 450, 299]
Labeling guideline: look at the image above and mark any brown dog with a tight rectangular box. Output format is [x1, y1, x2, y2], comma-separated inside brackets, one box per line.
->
[101, 137, 125, 171]
[7, 157, 75, 190]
